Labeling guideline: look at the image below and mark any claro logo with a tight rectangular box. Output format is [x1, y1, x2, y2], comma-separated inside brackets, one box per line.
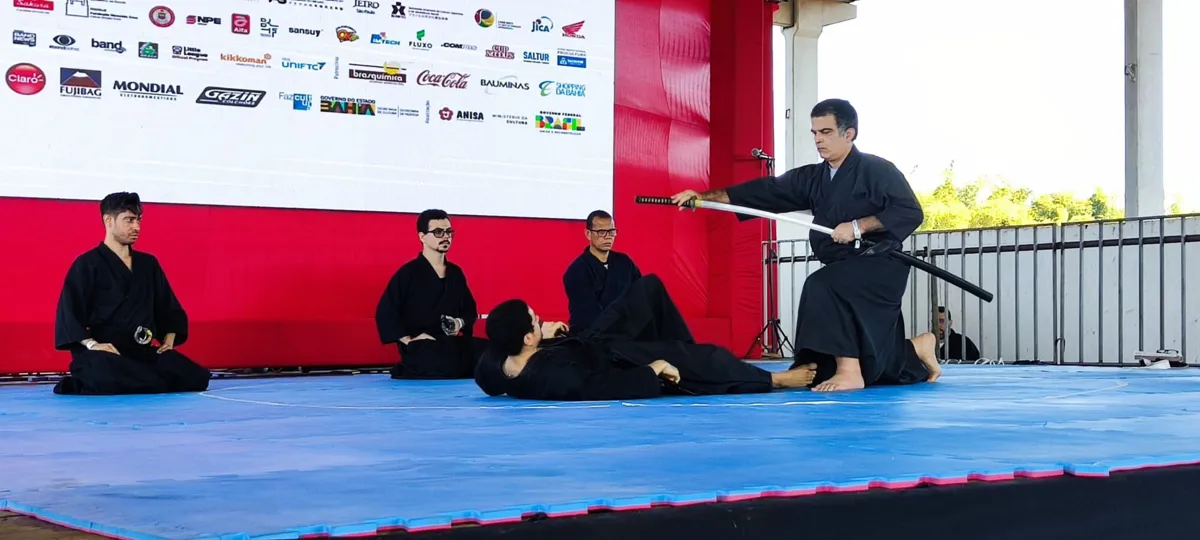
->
[6, 63, 46, 95]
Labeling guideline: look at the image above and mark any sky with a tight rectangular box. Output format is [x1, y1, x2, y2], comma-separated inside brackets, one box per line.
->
[772, 0, 1198, 209]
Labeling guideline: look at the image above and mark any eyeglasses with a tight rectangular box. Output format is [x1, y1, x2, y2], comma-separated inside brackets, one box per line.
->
[425, 228, 455, 238]
[589, 228, 617, 238]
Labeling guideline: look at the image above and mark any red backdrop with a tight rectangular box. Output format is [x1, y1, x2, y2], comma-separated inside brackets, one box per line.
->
[0, 0, 776, 374]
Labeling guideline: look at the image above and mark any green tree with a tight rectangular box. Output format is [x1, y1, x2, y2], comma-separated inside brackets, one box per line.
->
[912, 161, 1141, 231]
[1087, 188, 1124, 220]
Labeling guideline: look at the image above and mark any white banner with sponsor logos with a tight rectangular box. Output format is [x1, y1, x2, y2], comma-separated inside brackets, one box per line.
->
[1, 0, 614, 220]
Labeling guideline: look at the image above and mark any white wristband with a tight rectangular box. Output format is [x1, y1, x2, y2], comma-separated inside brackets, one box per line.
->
[85, 340, 97, 350]
[852, 219, 862, 240]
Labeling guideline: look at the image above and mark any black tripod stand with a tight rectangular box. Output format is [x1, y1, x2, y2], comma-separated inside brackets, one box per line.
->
[744, 243, 796, 359]
[742, 149, 795, 360]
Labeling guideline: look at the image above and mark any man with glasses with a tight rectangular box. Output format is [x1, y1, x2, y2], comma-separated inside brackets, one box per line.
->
[562, 210, 642, 332]
[375, 209, 487, 379]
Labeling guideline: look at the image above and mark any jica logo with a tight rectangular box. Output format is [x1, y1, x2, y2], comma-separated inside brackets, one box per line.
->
[531, 17, 553, 33]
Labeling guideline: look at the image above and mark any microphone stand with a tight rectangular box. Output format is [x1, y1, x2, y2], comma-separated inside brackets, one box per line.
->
[743, 150, 793, 360]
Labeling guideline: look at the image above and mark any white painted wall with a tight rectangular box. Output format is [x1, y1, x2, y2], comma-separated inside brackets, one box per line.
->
[770, 215, 1200, 364]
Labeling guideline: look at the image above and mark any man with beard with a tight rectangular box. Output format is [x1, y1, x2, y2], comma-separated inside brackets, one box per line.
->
[375, 209, 488, 379]
[52, 192, 212, 395]
[562, 210, 642, 332]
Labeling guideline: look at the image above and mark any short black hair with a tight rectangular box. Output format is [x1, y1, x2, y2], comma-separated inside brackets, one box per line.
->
[586, 210, 612, 230]
[486, 299, 534, 357]
[100, 192, 142, 218]
[938, 306, 952, 321]
[810, 99, 858, 141]
[417, 209, 449, 233]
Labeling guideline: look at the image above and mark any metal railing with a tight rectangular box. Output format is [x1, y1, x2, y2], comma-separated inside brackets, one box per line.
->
[762, 214, 1200, 365]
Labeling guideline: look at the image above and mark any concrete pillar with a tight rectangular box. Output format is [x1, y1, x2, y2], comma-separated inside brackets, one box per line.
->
[1124, 0, 1165, 217]
[775, 0, 856, 240]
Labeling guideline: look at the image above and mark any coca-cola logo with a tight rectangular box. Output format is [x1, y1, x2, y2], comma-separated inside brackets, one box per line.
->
[416, 70, 470, 89]
[6, 63, 46, 95]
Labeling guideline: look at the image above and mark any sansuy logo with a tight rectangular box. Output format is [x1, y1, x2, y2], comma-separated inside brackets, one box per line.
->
[196, 86, 264, 107]
[281, 58, 326, 71]
[539, 80, 585, 97]
[530, 17, 553, 32]
[113, 80, 183, 100]
[290, 27, 322, 37]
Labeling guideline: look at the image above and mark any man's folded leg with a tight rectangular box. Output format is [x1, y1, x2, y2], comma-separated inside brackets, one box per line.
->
[54, 350, 170, 395]
[392, 336, 488, 379]
[152, 350, 212, 392]
[585, 274, 694, 343]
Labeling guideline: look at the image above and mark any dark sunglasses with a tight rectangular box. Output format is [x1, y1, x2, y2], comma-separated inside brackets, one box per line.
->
[425, 228, 455, 238]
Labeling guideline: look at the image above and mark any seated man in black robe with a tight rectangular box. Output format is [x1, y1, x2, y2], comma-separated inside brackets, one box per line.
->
[375, 209, 487, 379]
[52, 192, 212, 395]
[474, 274, 816, 401]
[936, 306, 980, 361]
[562, 210, 642, 332]
[672, 98, 939, 392]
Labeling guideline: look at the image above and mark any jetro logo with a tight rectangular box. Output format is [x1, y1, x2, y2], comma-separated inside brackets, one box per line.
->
[6, 63, 46, 95]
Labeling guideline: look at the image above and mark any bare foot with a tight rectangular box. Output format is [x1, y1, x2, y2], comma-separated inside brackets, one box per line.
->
[911, 332, 941, 382]
[772, 363, 817, 388]
[812, 371, 865, 392]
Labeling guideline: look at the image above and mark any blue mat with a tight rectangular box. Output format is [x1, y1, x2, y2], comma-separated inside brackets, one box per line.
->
[3, 364, 1200, 540]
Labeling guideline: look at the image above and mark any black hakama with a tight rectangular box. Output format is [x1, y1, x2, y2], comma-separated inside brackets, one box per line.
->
[562, 246, 642, 331]
[375, 254, 487, 379]
[52, 244, 211, 395]
[725, 146, 930, 386]
[476, 274, 774, 401]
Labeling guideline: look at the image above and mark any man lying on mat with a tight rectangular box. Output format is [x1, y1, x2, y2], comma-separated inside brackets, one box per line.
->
[671, 98, 939, 392]
[375, 209, 488, 379]
[473, 275, 816, 401]
[52, 192, 212, 395]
